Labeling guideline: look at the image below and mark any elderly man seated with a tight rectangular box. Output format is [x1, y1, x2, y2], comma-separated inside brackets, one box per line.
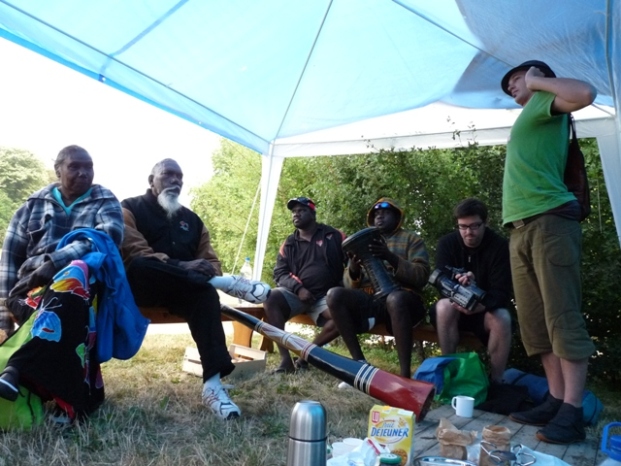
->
[120, 158, 269, 420]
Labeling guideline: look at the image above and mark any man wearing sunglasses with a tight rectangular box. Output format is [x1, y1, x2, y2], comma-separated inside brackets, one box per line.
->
[429, 198, 512, 387]
[264, 197, 347, 373]
[328, 197, 429, 378]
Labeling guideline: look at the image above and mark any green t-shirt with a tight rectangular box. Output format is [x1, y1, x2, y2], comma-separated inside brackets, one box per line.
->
[502, 91, 574, 224]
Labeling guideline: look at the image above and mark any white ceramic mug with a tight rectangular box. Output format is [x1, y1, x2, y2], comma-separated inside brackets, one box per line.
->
[451, 395, 475, 417]
[331, 442, 348, 457]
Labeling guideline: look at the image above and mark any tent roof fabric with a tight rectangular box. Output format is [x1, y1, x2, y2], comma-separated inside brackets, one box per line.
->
[1, 1, 620, 271]
[0, 1, 618, 155]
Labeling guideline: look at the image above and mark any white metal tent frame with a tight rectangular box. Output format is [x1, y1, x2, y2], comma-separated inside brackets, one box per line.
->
[254, 105, 619, 277]
[0, 1, 619, 279]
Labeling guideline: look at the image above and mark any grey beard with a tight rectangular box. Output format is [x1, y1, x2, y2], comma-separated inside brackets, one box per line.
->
[157, 189, 182, 219]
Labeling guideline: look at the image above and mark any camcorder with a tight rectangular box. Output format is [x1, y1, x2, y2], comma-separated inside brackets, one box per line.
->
[428, 266, 486, 313]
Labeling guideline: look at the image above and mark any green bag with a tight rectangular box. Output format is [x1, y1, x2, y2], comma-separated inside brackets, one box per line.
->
[436, 352, 489, 406]
[0, 312, 44, 431]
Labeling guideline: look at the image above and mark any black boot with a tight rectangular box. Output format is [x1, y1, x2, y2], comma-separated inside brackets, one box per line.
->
[536, 403, 586, 444]
[509, 392, 563, 426]
[0, 366, 20, 402]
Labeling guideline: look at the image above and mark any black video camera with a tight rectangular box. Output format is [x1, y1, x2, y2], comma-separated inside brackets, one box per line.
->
[428, 266, 486, 313]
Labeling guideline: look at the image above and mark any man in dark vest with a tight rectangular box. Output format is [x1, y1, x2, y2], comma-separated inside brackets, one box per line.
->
[121, 158, 269, 420]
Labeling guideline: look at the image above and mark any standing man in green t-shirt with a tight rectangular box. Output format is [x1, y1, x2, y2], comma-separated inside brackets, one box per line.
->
[500, 60, 596, 444]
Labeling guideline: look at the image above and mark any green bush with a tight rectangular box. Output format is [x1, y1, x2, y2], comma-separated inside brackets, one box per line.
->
[194, 138, 620, 387]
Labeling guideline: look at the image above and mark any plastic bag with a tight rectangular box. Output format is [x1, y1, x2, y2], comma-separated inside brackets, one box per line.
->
[0, 312, 44, 431]
[414, 352, 488, 406]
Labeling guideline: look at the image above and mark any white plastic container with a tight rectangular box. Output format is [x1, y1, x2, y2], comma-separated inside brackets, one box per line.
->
[238, 257, 253, 303]
[331, 442, 349, 458]
[240, 257, 253, 279]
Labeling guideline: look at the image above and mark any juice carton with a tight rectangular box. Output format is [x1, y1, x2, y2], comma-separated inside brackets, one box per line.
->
[368, 404, 415, 466]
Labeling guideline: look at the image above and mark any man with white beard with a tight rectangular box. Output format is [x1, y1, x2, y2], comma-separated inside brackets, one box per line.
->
[120, 158, 269, 420]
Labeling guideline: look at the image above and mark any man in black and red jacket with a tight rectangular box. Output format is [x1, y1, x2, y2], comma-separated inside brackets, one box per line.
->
[264, 197, 346, 374]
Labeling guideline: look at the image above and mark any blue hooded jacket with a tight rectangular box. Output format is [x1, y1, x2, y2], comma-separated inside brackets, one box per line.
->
[57, 228, 149, 362]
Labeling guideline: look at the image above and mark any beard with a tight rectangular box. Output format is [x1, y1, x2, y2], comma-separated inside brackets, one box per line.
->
[157, 188, 182, 219]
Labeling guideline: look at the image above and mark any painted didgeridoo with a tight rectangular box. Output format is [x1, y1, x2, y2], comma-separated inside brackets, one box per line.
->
[221, 304, 435, 421]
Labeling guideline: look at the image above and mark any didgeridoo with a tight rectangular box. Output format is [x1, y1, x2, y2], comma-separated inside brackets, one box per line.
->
[221, 304, 435, 421]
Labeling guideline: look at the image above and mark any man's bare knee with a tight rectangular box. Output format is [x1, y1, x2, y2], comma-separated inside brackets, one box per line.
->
[264, 289, 290, 318]
[326, 287, 347, 308]
[385, 289, 417, 311]
[485, 308, 512, 334]
[435, 298, 455, 317]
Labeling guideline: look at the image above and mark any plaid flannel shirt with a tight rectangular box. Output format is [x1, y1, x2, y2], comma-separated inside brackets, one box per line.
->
[0, 183, 123, 333]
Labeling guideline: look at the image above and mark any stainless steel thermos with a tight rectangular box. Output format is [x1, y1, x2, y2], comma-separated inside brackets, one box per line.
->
[287, 400, 327, 466]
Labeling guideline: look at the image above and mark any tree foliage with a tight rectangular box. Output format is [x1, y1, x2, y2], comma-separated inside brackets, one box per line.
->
[0, 147, 55, 203]
[0, 147, 55, 245]
[192, 137, 620, 383]
[190, 140, 263, 275]
[578, 139, 621, 382]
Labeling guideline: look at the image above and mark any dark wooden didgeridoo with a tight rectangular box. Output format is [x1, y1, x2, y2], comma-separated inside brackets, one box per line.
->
[221, 304, 435, 421]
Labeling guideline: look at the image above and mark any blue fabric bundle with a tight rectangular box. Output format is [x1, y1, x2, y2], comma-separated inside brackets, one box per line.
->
[503, 368, 603, 426]
[57, 228, 149, 362]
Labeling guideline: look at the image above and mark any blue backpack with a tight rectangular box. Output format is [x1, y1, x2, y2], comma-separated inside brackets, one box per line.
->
[503, 368, 603, 426]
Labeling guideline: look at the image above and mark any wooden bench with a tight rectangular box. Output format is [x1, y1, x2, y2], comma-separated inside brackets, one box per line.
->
[139, 305, 483, 357]
[139, 305, 264, 349]
[283, 312, 483, 358]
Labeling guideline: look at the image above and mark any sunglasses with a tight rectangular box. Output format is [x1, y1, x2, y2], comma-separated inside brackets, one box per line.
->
[373, 201, 391, 210]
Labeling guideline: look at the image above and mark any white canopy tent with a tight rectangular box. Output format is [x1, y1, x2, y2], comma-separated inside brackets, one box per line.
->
[0, 0, 618, 277]
[255, 104, 618, 277]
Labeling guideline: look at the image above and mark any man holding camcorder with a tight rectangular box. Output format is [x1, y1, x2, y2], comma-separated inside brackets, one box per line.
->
[429, 198, 513, 384]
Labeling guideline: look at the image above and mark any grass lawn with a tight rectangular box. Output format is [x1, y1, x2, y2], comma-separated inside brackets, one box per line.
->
[0, 329, 618, 465]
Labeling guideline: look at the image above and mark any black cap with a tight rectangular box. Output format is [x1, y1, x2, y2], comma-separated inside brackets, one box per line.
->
[287, 197, 316, 212]
[501, 60, 556, 95]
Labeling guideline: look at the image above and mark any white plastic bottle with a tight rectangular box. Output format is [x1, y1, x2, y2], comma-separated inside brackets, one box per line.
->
[240, 257, 253, 280]
[600, 422, 621, 466]
[238, 257, 253, 303]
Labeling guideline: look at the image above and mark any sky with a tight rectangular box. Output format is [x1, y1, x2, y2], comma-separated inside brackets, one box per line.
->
[0, 38, 222, 204]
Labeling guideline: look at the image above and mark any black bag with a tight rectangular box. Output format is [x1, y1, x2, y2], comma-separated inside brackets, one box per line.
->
[476, 382, 532, 415]
[564, 115, 591, 221]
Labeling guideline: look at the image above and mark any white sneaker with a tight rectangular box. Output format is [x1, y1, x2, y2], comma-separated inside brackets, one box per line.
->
[337, 381, 353, 390]
[202, 384, 241, 420]
[223, 276, 271, 304]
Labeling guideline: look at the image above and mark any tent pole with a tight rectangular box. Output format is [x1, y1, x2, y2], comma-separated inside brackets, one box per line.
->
[596, 133, 621, 247]
[253, 144, 284, 280]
